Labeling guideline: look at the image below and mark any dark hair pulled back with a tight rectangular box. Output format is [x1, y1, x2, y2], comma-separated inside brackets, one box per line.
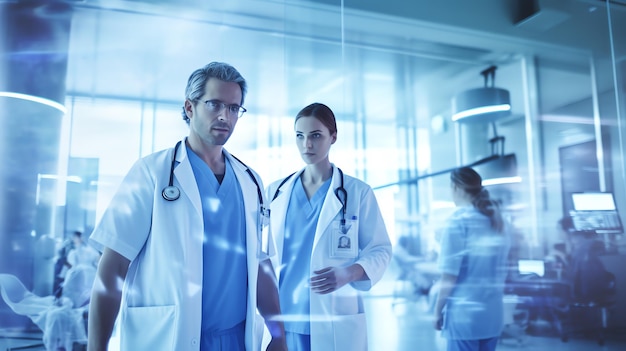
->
[451, 167, 504, 233]
[295, 102, 337, 135]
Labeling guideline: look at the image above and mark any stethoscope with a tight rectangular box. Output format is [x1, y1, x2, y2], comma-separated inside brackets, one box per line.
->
[162, 141, 182, 201]
[161, 141, 264, 211]
[334, 168, 348, 228]
[161, 141, 269, 256]
[272, 167, 348, 226]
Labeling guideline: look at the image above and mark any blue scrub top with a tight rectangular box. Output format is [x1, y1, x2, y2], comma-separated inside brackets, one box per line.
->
[437, 206, 511, 340]
[187, 146, 248, 335]
[279, 177, 331, 335]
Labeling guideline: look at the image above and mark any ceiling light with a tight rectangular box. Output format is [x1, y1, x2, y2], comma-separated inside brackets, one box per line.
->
[0, 91, 67, 114]
[482, 176, 522, 186]
[451, 66, 511, 123]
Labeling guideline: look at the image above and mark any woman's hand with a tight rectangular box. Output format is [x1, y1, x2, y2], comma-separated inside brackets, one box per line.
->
[310, 264, 365, 294]
[434, 313, 443, 331]
[433, 273, 457, 331]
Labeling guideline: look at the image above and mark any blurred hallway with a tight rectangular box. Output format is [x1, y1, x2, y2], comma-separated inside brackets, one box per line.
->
[364, 263, 626, 351]
[1, 264, 626, 351]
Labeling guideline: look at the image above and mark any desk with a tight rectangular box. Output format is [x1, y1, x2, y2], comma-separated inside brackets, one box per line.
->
[506, 276, 571, 298]
[505, 276, 572, 317]
[505, 276, 572, 337]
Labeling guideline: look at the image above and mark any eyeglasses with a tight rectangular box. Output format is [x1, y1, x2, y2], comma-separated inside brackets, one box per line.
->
[199, 99, 247, 118]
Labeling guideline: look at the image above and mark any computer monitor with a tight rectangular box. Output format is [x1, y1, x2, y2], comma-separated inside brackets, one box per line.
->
[569, 192, 623, 234]
[572, 192, 616, 211]
[518, 259, 545, 277]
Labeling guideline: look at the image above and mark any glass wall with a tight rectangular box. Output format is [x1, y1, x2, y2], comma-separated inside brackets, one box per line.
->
[1, 0, 625, 349]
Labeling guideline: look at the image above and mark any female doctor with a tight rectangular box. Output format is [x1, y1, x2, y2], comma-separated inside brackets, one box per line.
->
[267, 102, 392, 351]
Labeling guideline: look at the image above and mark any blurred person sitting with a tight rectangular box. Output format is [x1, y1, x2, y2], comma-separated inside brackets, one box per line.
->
[66, 231, 100, 269]
[53, 235, 74, 297]
[545, 217, 574, 279]
[1, 263, 97, 351]
[555, 216, 606, 285]
[394, 235, 434, 297]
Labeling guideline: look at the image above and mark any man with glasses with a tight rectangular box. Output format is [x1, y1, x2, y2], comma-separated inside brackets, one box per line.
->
[88, 62, 286, 351]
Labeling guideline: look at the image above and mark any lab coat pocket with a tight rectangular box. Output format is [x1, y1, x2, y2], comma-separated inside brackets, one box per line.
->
[332, 313, 368, 351]
[123, 305, 176, 351]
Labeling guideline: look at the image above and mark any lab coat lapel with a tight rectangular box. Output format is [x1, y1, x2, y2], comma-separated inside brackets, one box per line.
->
[312, 165, 342, 251]
[269, 170, 302, 274]
[224, 151, 259, 255]
[173, 140, 202, 218]
[225, 151, 257, 212]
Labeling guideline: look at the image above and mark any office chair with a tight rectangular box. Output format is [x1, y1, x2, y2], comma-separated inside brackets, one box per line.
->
[559, 252, 617, 346]
[500, 294, 530, 345]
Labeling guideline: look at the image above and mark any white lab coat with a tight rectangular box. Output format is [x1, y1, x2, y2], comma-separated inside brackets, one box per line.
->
[90, 139, 267, 351]
[267, 165, 392, 351]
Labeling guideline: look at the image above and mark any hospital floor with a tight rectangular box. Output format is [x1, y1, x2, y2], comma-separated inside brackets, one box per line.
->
[364, 262, 626, 351]
[0, 330, 46, 351]
[364, 294, 626, 351]
[2, 264, 625, 351]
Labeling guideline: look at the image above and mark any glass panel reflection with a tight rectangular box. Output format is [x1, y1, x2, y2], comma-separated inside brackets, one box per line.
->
[1, 1, 625, 350]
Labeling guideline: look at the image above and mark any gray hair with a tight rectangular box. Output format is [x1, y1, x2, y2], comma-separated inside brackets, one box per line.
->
[181, 62, 247, 124]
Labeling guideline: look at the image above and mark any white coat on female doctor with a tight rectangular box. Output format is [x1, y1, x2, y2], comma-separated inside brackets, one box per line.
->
[90, 138, 268, 351]
[267, 164, 392, 351]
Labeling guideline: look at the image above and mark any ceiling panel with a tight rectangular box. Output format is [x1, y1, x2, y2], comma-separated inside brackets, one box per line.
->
[62, 0, 624, 127]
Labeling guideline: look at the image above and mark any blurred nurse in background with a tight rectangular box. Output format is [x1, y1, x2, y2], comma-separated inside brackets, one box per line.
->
[434, 167, 511, 351]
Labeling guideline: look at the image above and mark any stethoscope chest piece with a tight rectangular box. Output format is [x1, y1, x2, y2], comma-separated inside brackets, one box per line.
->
[162, 140, 182, 201]
[162, 185, 180, 201]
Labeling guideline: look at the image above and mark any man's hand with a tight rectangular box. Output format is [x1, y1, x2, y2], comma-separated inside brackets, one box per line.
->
[88, 248, 129, 351]
[265, 336, 287, 351]
[257, 260, 287, 351]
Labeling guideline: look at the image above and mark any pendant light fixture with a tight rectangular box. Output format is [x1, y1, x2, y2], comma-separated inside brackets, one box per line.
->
[451, 65, 511, 123]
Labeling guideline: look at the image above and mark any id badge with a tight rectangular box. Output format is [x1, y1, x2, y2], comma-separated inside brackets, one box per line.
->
[257, 207, 271, 258]
[330, 218, 357, 258]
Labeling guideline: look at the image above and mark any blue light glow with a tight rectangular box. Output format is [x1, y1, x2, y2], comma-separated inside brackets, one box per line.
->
[0, 91, 67, 114]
